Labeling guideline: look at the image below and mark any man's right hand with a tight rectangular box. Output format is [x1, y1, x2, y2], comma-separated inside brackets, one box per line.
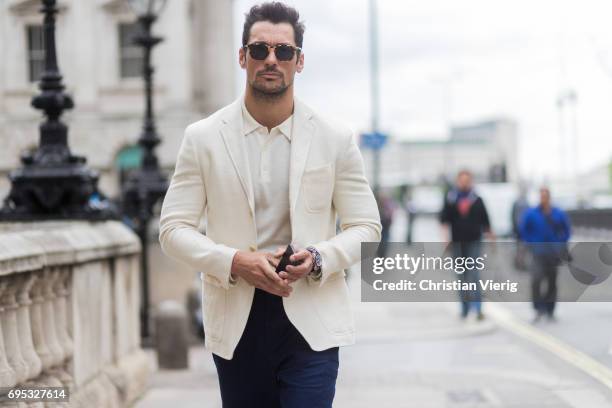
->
[230, 250, 293, 297]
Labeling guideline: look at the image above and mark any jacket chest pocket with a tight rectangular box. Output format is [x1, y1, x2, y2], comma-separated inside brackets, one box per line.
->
[302, 163, 334, 213]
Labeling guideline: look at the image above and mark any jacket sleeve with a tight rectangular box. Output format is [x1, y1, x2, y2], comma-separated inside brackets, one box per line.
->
[439, 194, 451, 224]
[480, 198, 491, 232]
[310, 133, 382, 286]
[158, 125, 238, 289]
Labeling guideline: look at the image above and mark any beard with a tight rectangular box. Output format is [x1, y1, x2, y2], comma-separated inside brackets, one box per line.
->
[249, 72, 291, 101]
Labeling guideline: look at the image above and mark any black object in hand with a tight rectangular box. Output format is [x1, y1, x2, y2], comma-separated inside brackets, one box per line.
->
[275, 244, 302, 273]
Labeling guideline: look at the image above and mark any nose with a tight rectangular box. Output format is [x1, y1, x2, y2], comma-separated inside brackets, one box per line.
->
[264, 46, 278, 65]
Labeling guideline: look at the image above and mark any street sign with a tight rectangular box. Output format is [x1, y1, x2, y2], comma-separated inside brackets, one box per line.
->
[360, 131, 388, 150]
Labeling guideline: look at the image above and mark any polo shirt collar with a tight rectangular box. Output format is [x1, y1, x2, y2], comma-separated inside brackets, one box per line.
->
[241, 97, 293, 141]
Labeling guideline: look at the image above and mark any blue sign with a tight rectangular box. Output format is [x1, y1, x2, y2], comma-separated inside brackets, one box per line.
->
[360, 132, 388, 150]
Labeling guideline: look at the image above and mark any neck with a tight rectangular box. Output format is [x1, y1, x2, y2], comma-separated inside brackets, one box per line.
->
[244, 85, 294, 131]
[540, 203, 551, 213]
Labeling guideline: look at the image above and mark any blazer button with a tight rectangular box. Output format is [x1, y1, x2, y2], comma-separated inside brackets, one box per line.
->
[249, 245, 257, 252]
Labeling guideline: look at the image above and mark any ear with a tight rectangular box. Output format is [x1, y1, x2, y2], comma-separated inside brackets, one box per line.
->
[296, 52, 304, 73]
[239, 47, 247, 69]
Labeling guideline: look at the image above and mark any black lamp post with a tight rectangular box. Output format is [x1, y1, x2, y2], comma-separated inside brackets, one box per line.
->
[0, 0, 115, 221]
[121, 0, 169, 342]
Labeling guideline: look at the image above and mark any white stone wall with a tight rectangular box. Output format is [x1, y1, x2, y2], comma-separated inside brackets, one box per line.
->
[0, 220, 149, 407]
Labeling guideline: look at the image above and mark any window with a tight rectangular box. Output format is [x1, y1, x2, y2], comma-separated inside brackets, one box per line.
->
[119, 23, 143, 78]
[26, 25, 45, 82]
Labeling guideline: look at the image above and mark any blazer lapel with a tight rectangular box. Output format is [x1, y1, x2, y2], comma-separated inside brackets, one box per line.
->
[219, 96, 314, 221]
[220, 98, 255, 216]
[289, 98, 315, 221]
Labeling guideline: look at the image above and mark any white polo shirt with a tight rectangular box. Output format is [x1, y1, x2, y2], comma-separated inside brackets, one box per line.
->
[241, 99, 293, 253]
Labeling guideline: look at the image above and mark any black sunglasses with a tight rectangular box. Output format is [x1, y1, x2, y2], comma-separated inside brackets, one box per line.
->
[244, 42, 301, 62]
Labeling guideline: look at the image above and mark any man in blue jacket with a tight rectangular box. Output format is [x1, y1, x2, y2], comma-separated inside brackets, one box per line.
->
[519, 187, 571, 322]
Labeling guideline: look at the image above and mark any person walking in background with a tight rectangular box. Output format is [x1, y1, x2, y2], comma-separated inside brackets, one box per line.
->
[511, 184, 529, 238]
[158, 2, 381, 407]
[376, 189, 396, 257]
[519, 187, 571, 323]
[511, 183, 530, 271]
[399, 184, 416, 244]
[440, 170, 495, 321]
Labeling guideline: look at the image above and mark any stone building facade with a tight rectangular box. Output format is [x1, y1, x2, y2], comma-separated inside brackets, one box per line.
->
[0, 0, 236, 200]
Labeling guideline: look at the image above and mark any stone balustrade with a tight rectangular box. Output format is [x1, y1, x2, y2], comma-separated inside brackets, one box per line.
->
[0, 221, 150, 407]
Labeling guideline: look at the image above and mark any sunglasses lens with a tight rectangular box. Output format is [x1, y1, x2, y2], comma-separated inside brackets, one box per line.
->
[248, 43, 269, 60]
[275, 45, 295, 61]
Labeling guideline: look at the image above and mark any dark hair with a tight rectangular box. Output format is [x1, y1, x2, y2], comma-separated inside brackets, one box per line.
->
[242, 2, 305, 48]
[457, 169, 473, 178]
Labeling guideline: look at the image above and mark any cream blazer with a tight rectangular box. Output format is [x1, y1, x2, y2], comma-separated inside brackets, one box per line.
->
[159, 97, 381, 359]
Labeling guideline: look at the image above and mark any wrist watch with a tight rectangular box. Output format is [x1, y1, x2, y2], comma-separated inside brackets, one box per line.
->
[306, 246, 322, 280]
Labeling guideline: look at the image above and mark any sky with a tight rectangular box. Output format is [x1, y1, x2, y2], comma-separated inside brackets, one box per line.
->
[232, 0, 612, 181]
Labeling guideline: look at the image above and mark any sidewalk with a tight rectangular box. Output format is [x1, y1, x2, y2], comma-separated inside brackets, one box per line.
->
[336, 273, 612, 408]
[135, 267, 612, 408]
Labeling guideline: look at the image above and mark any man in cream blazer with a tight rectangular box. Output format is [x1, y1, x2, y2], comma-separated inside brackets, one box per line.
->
[159, 2, 380, 407]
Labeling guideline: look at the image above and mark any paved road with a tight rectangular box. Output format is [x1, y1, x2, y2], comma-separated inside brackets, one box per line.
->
[405, 210, 612, 372]
[501, 302, 612, 368]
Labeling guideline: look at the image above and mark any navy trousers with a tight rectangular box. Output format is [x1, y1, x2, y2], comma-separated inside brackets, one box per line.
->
[212, 288, 339, 408]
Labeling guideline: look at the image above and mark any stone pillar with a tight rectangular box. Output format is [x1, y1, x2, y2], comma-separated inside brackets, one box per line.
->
[41, 269, 65, 368]
[191, 0, 235, 113]
[0, 279, 17, 387]
[0, 276, 29, 384]
[53, 268, 73, 368]
[30, 271, 56, 380]
[15, 272, 42, 380]
[42, 269, 73, 392]
[15, 274, 46, 408]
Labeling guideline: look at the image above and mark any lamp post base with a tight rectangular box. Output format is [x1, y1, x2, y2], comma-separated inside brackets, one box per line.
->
[0, 163, 117, 221]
